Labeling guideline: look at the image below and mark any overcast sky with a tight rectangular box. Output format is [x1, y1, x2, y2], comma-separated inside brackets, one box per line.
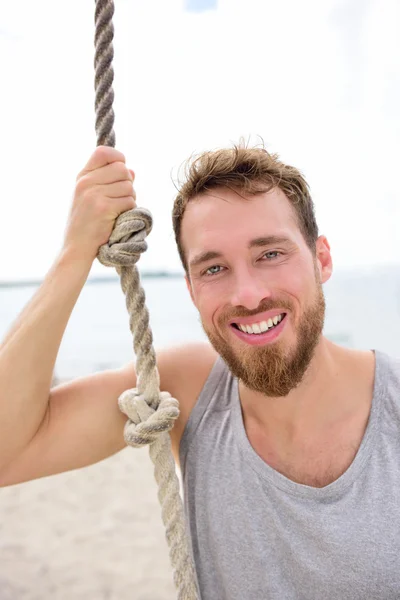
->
[0, 0, 399, 281]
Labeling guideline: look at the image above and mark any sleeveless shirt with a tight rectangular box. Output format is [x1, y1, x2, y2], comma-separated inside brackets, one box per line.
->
[179, 350, 400, 599]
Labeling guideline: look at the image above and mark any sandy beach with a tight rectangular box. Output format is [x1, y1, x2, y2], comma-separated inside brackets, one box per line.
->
[0, 447, 177, 599]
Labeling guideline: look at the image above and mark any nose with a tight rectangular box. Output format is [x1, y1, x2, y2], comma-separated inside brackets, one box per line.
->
[229, 268, 273, 311]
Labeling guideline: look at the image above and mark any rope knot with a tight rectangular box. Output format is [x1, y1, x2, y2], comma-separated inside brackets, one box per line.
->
[97, 207, 153, 268]
[118, 388, 180, 447]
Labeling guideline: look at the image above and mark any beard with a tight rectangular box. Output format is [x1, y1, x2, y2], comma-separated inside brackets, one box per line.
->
[201, 280, 326, 397]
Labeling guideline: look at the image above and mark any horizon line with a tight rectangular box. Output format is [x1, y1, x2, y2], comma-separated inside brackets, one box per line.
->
[1, 262, 399, 289]
[0, 271, 184, 289]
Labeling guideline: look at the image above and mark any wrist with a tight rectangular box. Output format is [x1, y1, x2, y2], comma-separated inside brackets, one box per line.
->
[56, 245, 96, 274]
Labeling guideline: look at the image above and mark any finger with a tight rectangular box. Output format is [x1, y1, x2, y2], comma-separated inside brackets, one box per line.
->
[86, 161, 133, 185]
[128, 169, 135, 181]
[80, 146, 126, 176]
[103, 180, 136, 199]
[114, 196, 137, 215]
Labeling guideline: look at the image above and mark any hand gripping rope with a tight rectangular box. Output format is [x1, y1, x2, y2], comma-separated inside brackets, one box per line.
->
[94, 1, 198, 597]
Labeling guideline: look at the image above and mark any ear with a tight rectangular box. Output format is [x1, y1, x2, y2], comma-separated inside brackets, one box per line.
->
[315, 235, 332, 284]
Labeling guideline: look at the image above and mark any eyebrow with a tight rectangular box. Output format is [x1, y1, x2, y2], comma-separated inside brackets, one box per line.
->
[189, 250, 223, 269]
[249, 235, 292, 248]
[189, 236, 293, 269]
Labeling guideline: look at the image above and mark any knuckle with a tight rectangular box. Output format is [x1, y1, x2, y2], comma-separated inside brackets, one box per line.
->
[95, 199, 110, 214]
[96, 146, 125, 163]
[113, 161, 129, 179]
[82, 190, 98, 206]
[120, 197, 135, 211]
[94, 145, 109, 160]
[75, 174, 91, 194]
[80, 184, 102, 204]
[122, 180, 134, 194]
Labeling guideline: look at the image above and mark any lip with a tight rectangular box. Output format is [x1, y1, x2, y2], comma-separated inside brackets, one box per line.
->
[229, 309, 287, 327]
[230, 314, 287, 346]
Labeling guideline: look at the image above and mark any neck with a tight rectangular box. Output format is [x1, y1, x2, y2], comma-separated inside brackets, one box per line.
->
[238, 338, 373, 446]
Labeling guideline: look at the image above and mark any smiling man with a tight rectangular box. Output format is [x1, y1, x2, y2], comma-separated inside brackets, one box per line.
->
[179, 182, 326, 399]
[1, 142, 400, 599]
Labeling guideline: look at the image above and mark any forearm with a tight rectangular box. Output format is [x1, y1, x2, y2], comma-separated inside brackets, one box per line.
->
[0, 248, 93, 469]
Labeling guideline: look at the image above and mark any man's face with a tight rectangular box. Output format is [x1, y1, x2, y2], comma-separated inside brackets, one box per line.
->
[181, 187, 332, 397]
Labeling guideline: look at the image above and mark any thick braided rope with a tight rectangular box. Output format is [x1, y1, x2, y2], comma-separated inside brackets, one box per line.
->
[94, 1, 198, 597]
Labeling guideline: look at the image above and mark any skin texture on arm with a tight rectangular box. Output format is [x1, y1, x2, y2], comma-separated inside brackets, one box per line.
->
[0, 250, 94, 471]
[0, 146, 135, 478]
[0, 343, 217, 487]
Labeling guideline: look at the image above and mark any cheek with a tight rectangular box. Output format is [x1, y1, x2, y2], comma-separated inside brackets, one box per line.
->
[284, 255, 316, 293]
[275, 261, 317, 318]
[193, 281, 226, 324]
[285, 274, 306, 298]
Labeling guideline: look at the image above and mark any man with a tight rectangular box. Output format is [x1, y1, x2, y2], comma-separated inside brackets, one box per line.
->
[1, 143, 400, 599]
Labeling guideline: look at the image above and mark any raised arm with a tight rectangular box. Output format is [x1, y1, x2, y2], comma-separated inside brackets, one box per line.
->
[0, 146, 136, 476]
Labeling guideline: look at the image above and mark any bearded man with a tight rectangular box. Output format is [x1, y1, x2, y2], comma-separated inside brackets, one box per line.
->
[1, 142, 399, 600]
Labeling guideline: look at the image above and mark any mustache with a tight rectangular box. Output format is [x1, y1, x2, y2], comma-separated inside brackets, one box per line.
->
[219, 298, 293, 324]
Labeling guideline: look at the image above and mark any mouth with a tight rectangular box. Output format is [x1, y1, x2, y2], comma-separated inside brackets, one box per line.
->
[230, 313, 287, 346]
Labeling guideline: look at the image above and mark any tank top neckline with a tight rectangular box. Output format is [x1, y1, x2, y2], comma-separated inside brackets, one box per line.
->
[232, 349, 385, 500]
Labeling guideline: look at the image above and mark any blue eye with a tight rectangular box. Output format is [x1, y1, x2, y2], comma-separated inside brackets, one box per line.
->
[263, 251, 280, 260]
[205, 265, 222, 276]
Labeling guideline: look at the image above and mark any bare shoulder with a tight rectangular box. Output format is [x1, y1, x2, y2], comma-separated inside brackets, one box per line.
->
[158, 341, 218, 393]
[158, 342, 218, 457]
[121, 341, 218, 464]
[0, 342, 217, 487]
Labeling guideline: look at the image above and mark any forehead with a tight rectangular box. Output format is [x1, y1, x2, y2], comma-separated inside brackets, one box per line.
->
[181, 187, 303, 262]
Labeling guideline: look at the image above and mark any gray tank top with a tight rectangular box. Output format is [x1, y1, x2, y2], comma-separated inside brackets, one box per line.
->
[179, 349, 400, 599]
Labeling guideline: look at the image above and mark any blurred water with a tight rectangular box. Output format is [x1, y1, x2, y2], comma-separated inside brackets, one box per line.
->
[0, 266, 399, 380]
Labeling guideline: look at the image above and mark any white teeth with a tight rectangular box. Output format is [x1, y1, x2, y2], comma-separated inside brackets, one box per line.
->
[236, 313, 285, 335]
